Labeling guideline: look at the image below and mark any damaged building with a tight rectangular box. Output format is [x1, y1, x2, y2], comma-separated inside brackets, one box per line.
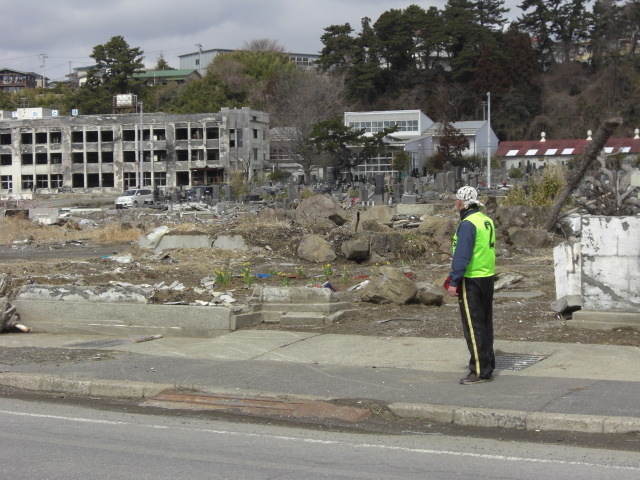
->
[0, 107, 270, 196]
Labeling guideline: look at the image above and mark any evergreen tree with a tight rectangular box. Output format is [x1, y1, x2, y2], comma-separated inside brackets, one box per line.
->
[473, 0, 510, 30]
[88, 35, 145, 94]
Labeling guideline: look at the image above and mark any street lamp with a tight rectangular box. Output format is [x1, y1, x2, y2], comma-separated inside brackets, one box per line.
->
[138, 101, 143, 188]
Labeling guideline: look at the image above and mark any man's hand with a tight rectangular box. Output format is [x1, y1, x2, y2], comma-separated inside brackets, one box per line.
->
[447, 285, 459, 297]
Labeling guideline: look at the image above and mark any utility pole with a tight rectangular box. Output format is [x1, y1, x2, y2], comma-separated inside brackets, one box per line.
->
[138, 101, 143, 188]
[39, 53, 48, 88]
[195, 43, 203, 76]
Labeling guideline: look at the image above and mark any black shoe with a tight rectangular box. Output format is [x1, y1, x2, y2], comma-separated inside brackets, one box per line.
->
[459, 373, 491, 385]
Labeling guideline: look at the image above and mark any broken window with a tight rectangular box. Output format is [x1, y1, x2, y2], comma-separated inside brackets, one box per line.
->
[71, 131, 83, 143]
[177, 150, 189, 161]
[123, 151, 136, 162]
[122, 129, 136, 141]
[101, 130, 114, 142]
[191, 149, 204, 161]
[207, 149, 220, 161]
[86, 152, 99, 163]
[102, 173, 114, 187]
[21, 132, 33, 144]
[87, 173, 100, 187]
[142, 171, 152, 186]
[206, 127, 219, 139]
[50, 131, 61, 144]
[0, 132, 11, 145]
[72, 152, 84, 164]
[154, 150, 167, 162]
[35, 132, 48, 144]
[35, 153, 48, 164]
[36, 174, 48, 188]
[124, 172, 137, 189]
[176, 127, 189, 140]
[154, 172, 167, 186]
[72, 173, 84, 188]
[190, 127, 203, 140]
[1, 175, 12, 190]
[153, 128, 166, 141]
[86, 131, 99, 143]
[176, 171, 189, 186]
[253, 128, 258, 139]
[50, 153, 62, 165]
[50, 174, 62, 188]
[21, 175, 34, 190]
[21, 153, 33, 165]
[1, 154, 11, 166]
[102, 151, 114, 163]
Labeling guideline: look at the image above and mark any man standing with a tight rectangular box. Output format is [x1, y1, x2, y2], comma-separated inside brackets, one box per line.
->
[446, 186, 496, 385]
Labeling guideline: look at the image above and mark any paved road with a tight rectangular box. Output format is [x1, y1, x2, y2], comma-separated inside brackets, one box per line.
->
[2, 397, 640, 480]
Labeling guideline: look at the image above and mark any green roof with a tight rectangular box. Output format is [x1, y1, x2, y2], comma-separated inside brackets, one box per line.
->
[133, 69, 200, 79]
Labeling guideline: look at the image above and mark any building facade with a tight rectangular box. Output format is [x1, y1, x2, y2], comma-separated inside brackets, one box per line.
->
[496, 130, 640, 173]
[0, 69, 41, 92]
[0, 107, 270, 196]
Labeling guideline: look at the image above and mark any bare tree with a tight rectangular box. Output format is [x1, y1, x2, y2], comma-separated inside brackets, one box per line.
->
[268, 70, 346, 184]
[242, 38, 287, 52]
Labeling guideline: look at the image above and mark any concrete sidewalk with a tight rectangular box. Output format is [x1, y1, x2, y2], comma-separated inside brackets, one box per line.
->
[1, 330, 639, 434]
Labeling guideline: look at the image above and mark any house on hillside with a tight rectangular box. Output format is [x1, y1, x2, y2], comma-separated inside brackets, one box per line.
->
[0, 69, 42, 92]
[132, 69, 201, 86]
[496, 130, 640, 175]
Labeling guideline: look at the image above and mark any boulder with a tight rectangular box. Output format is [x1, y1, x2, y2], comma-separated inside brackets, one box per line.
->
[507, 228, 554, 248]
[414, 282, 444, 306]
[297, 234, 336, 263]
[295, 194, 348, 226]
[360, 205, 394, 226]
[360, 266, 418, 305]
[417, 215, 456, 238]
[341, 239, 370, 261]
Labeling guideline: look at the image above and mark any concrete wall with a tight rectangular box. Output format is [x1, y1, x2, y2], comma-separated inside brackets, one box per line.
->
[555, 216, 640, 313]
[581, 216, 640, 312]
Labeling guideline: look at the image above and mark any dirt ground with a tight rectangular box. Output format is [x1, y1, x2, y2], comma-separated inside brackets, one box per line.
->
[0, 201, 638, 347]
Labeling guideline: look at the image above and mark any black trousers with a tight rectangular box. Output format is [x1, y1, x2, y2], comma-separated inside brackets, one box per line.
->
[458, 276, 495, 379]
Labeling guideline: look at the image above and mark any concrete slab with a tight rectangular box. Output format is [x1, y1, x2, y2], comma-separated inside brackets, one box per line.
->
[12, 300, 234, 337]
[568, 310, 640, 331]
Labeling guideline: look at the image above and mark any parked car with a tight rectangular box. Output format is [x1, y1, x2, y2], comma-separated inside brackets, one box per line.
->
[115, 189, 154, 208]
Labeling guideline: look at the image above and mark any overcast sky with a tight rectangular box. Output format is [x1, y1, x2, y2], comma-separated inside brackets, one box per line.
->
[1, 0, 524, 82]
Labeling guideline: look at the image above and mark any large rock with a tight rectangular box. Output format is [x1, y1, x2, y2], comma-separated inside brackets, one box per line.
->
[360, 266, 418, 305]
[417, 215, 456, 238]
[295, 194, 348, 226]
[414, 282, 444, 306]
[341, 239, 370, 261]
[297, 234, 336, 263]
[360, 205, 394, 226]
[507, 228, 554, 248]
[494, 206, 550, 230]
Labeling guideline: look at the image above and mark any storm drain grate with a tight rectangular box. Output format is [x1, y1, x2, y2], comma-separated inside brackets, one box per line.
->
[66, 339, 130, 349]
[495, 354, 546, 371]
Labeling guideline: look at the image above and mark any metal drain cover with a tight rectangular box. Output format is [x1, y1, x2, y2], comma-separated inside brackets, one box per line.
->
[495, 354, 546, 371]
[67, 339, 130, 348]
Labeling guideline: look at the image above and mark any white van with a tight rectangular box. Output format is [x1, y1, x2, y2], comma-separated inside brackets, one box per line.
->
[115, 189, 154, 208]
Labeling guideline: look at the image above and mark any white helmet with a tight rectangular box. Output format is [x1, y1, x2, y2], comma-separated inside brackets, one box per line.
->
[456, 186, 484, 208]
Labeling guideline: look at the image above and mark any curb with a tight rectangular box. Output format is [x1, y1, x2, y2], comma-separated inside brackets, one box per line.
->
[2, 373, 640, 435]
[388, 402, 640, 435]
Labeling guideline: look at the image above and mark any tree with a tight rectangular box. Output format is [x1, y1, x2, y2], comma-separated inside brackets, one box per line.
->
[208, 49, 297, 109]
[317, 23, 357, 73]
[242, 38, 286, 52]
[429, 122, 470, 170]
[88, 35, 145, 94]
[268, 70, 346, 184]
[473, 0, 510, 30]
[307, 116, 398, 178]
[155, 53, 174, 70]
